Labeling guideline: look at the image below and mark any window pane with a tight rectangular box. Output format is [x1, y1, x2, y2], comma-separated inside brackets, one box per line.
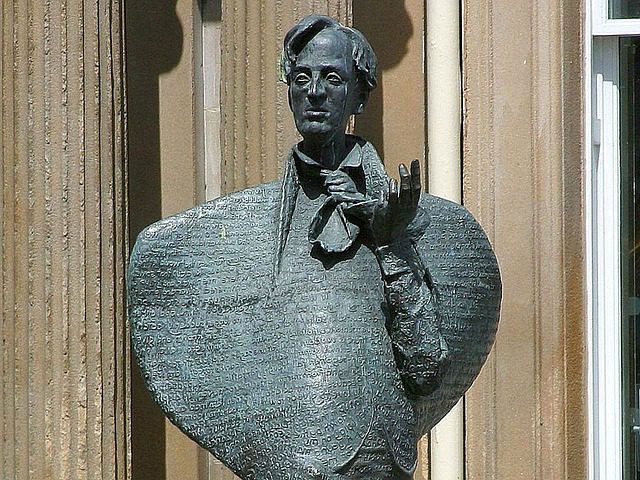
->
[611, 0, 640, 19]
[620, 36, 640, 480]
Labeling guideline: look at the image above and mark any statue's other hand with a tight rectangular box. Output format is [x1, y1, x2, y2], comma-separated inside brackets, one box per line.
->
[321, 169, 366, 204]
[369, 160, 422, 246]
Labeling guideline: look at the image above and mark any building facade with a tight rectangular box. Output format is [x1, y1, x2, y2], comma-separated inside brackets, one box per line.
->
[8, 0, 632, 478]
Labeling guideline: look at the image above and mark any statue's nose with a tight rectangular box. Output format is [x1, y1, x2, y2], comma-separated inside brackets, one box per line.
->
[308, 77, 326, 100]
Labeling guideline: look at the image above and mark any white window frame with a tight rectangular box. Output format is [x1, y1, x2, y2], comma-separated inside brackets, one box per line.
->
[588, 36, 623, 480]
[587, 1, 640, 479]
[592, 0, 640, 35]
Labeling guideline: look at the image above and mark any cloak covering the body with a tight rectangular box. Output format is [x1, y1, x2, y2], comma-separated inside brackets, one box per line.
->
[128, 142, 501, 479]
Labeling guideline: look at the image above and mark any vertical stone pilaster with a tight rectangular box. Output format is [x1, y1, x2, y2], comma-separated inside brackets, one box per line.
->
[0, 1, 129, 479]
[220, 0, 351, 193]
[463, 0, 586, 478]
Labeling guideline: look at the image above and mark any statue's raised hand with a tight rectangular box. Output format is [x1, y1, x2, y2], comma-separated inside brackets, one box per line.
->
[371, 160, 421, 246]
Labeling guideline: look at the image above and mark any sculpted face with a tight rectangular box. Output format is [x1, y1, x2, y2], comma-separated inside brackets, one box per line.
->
[289, 29, 364, 146]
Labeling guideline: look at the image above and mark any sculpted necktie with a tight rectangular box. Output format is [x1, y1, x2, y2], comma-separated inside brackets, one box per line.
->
[308, 196, 360, 253]
[294, 143, 364, 254]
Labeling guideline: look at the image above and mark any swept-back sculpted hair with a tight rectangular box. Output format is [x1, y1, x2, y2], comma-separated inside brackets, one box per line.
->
[280, 15, 378, 93]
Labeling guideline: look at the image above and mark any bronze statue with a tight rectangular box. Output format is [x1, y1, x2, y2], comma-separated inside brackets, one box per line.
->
[128, 15, 501, 480]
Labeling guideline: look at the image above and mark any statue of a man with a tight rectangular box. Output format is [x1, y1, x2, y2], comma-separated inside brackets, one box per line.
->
[128, 15, 500, 480]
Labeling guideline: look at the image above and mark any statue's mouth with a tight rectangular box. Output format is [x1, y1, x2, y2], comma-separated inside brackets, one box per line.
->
[304, 109, 330, 120]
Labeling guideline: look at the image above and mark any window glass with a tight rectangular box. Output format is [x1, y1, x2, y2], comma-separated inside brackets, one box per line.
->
[620, 36, 640, 480]
[611, 0, 640, 19]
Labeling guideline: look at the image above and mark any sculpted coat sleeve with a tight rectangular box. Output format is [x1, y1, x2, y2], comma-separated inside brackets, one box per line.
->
[375, 237, 449, 398]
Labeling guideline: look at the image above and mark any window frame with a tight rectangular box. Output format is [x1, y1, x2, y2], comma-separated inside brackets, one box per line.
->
[588, 36, 624, 480]
[592, 0, 640, 35]
[587, 2, 640, 479]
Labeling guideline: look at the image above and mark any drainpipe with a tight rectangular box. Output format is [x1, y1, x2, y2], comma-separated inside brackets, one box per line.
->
[426, 0, 464, 479]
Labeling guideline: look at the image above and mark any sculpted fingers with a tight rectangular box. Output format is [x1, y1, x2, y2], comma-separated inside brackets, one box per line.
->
[327, 184, 345, 193]
[410, 159, 421, 205]
[327, 184, 359, 198]
[378, 181, 389, 210]
[322, 169, 358, 195]
[388, 177, 399, 216]
[330, 192, 363, 203]
[369, 163, 422, 245]
[321, 169, 349, 184]
[325, 176, 349, 186]
[398, 163, 412, 213]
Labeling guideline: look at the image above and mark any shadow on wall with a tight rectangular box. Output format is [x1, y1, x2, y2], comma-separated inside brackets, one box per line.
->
[352, 0, 413, 160]
[126, 1, 183, 479]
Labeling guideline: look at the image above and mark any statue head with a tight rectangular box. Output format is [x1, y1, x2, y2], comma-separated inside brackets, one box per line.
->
[281, 16, 378, 148]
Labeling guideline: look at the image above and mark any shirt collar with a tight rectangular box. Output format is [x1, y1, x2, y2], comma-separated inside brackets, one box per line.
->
[292, 141, 363, 171]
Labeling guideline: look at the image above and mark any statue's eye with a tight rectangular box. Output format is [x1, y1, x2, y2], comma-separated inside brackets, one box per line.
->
[294, 73, 310, 85]
[326, 72, 343, 85]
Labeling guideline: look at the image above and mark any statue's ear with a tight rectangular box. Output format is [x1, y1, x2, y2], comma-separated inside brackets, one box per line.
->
[287, 85, 293, 111]
[353, 89, 369, 115]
